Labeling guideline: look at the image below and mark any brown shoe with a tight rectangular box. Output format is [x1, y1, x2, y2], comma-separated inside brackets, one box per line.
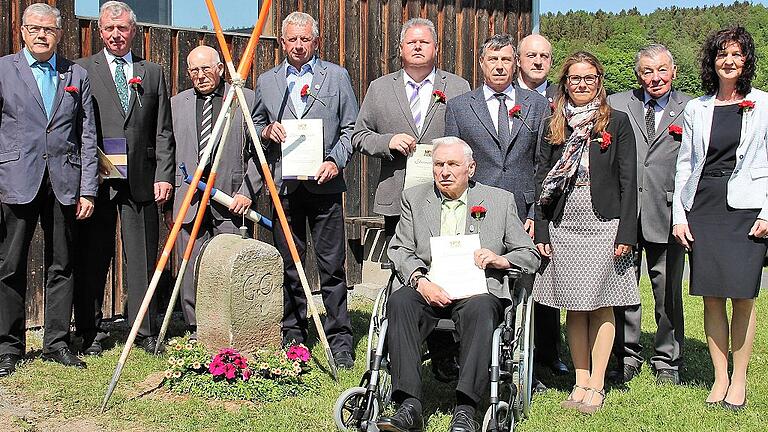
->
[560, 384, 587, 409]
[577, 388, 605, 415]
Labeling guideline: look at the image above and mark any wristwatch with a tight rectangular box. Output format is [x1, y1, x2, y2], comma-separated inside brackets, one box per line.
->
[411, 273, 429, 288]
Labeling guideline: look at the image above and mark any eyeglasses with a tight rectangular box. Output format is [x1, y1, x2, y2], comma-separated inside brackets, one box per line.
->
[188, 65, 215, 75]
[23, 25, 60, 36]
[567, 74, 600, 86]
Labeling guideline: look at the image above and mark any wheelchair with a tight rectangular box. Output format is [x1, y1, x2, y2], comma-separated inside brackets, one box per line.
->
[333, 263, 535, 432]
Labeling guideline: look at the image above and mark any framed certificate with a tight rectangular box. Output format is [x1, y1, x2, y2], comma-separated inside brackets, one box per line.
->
[281, 119, 324, 180]
[404, 143, 434, 190]
[428, 234, 488, 299]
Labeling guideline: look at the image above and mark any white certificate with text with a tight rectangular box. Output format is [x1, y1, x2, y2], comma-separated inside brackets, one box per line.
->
[404, 144, 434, 190]
[281, 119, 324, 180]
[428, 234, 488, 299]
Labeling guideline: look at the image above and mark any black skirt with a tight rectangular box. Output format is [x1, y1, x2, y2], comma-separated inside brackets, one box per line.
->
[688, 176, 766, 299]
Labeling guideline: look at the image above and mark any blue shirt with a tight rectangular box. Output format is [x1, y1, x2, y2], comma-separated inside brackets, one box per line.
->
[23, 48, 57, 117]
[286, 57, 316, 118]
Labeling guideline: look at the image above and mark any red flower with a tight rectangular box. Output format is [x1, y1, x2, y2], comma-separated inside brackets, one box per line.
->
[64, 86, 78, 94]
[127, 76, 142, 87]
[300, 84, 309, 98]
[549, 101, 556, 112]
[433, 90, 446, 103]
[598, 131, 612, 150]
[508, 105, 522, 117]
[739, 100, 755, 112]
[470, 205, 487, 220]
[668, 124, 683, 136]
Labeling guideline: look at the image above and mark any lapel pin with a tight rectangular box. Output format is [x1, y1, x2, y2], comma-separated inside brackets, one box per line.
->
[669, 111, 676, 117]
[469, 225, 475, 233]
[314, 84, 320, 90]
[59, 74, 65, 80]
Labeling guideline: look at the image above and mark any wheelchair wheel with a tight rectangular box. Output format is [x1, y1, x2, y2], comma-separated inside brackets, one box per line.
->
[366, 286, 388, 367]
[482, 401, 513, 432]
[518, 297, 535, 418]
[333, 387, 380, 431]
[377, 360, 393, 407]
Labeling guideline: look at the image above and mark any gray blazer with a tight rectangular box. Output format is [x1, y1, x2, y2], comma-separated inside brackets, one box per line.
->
[169, 85, 262, 224]
[445, 86, 550, 221]
[388, 181, 540, 302]
[353, 69, 470, 216]
[608, 88, 692, 243]
[0, 51, 98, 205]
[673, 88, 768, 224]
[253, 58, 358, 195]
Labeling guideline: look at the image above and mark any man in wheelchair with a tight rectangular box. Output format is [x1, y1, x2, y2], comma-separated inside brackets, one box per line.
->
[378, 137, 540, 432]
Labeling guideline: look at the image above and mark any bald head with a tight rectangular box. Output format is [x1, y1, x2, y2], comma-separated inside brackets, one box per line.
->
[517, 34, 552, 90]
[187, 45, 224, 94]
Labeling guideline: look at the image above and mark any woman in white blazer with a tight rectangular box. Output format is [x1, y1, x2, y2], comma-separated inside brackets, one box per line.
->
[672, 26, 768, 411]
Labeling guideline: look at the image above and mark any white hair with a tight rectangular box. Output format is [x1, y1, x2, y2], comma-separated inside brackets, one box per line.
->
[432, 136, 474, 162]
[23, 3, 62, 28]
[399, 18, 437, 46]
[634, 44, 675, 75]
[282, 12, 319, 38]
[99, 1, 137, 28]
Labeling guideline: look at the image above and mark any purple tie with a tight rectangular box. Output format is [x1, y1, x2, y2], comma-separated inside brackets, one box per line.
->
[409, 81, 422, 133]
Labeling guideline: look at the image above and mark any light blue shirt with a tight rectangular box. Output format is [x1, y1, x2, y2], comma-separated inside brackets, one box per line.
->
[286, 57, 316, 118]
[24, 48, 57, 117]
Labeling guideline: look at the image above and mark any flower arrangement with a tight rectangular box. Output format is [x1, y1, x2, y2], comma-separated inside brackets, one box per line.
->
[254, 344, 311, 379]
[128, 76, 143, 107]
[209, 348, 252, 381]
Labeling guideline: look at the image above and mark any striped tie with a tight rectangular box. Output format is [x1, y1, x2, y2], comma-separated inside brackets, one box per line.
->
[408, 81, 422, 133]
[114, 58, 129, 113]
[199, 95, 213, 159]
[645, 99, 657, 141]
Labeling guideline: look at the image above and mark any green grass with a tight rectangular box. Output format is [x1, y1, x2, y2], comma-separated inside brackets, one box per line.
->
[1, 277, 766, 431]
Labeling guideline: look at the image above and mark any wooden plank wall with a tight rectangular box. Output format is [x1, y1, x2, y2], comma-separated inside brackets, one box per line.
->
[2, 0, 532, 327]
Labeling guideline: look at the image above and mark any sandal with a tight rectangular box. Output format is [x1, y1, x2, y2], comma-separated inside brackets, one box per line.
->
[560, 384, 587, 410]
[577, 387, 606, 415]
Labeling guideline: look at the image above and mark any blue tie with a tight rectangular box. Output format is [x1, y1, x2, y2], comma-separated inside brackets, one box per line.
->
[34, 61, 56, 118]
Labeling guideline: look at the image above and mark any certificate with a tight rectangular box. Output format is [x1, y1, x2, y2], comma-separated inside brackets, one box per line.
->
[281, 119, 324, 180]
[97, 147, 126, 180]
[404, 144, 434, 190]
[427, 234, 487, 299]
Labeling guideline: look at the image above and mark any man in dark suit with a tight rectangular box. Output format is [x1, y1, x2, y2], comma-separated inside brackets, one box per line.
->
[74, 1, 174, 355]
[444, 34, 555, 385]
[168, 45, 262, 339]
[253, 12, 359, 368]
[377, 137, 539, 432]
[0, 3, 98, 376]
[607, 44, 692, 385]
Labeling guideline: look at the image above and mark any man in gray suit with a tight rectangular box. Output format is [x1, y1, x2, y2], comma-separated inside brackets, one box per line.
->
[0, 3, 98, 376]
[353, 17, 470, 242]
[378, 137, 539, 432]
[607, 44, 692, 385]
[168, 45, 262, 338]
[253, 12, 358, 368]
[74, 1, 175, 356]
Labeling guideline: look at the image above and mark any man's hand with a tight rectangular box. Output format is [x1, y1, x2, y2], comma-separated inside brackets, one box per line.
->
[416, 278, 452, 307]
[316, 161, 339, 185]
[154, 181, 173, 205]
[388, 133, 417, 156]
[614, 243, 633, 258]
[536, 243, 552, 257]
[75, 196, 95, 220]
[229, 194, 252, 216]
[524, 218, 535, 239]
[672, 223, 694, 251]
[748, 218, 768, 239]
[262, 121, 286, 143]
[474, 248, 510, 270]
[163, 210, 173, 229]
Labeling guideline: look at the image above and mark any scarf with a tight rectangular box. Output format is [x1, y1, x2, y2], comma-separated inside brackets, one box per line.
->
[537, 99, 601, 206]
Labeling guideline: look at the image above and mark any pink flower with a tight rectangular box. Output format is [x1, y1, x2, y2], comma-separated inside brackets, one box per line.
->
[224, 363, 237, 379]
[287, 344, 311, 362]
[242, 368, 252, 381]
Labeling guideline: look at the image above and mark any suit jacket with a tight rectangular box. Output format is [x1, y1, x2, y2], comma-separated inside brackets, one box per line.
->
[0, 51, 98, 205]
[76, 50, 175, 202]
[673, 88, 768, 225]
[608, 89, 692, 243]
[534, 109, 638, 246]
[444, 86, 550, 221]
[352, 68, 470, 216]
[169, 85, 262, 224]
[253, 58, 358, 195]
[388, 181, 540, 301]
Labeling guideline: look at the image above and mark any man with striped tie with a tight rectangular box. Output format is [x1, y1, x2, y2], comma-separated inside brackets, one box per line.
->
[74, 1, 174, 356]
[168, 45, 262, 339]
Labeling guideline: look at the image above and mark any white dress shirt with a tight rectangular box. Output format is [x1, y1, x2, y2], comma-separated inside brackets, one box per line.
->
[403, 69, 436, 130]
[103, 49, 134, 85]
[644, 90, 671, 131]
[482, 84, 516, 134]
[517, 76, 548, 96]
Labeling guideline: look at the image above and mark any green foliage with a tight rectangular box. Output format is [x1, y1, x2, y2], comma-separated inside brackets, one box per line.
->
[542, 1, 768, 96]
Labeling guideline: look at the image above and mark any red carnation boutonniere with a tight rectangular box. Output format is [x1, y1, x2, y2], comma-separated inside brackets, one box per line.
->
[596, 131, 612, 150]
[128, 76, 143, 107]
[508, 104, 534, 132]
[668, 124, 683, 138]
[299, 84, 326, 106]
[738, 100, 756, 113]
[470, 205, 487, 221]
[64, 86, 78, 94]
[433, 90, 446, 104]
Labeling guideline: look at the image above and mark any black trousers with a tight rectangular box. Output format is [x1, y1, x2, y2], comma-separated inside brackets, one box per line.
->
[387, 287, 503, 403]
[0, 175, 76, 355]
[533, 299, 563, 364]
[273, 185, 352, 353]
[73, 183, 159, 339]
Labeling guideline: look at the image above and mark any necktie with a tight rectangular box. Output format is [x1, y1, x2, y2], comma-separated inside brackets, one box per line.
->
[441, 200, 463, 236]
[114, 57, 129, 113]
[495, 93, 510, 145]
[408, 81, 423, 133]
[34, 61, 55, 118]
[199, 95, 214, 159]
[645, 99, 657, 141]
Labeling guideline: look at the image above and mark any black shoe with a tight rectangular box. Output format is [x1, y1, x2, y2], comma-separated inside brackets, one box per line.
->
[431, 355, 460, 383]
[607, 364, 640, 383]
[136, 336, 164, 355]
[81, 335, 103, 356]
[532, 375, 548, 393]
[449, 409, 479, 432]
[655, 368, 680, 385]
[722, 389, 747, 411]
[376, 402, 424, 432]
[0, 354, 22, 377]
[41, 347, 86, 369]
[548, 359, 570, 376]
[333, 351, 354, 369]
